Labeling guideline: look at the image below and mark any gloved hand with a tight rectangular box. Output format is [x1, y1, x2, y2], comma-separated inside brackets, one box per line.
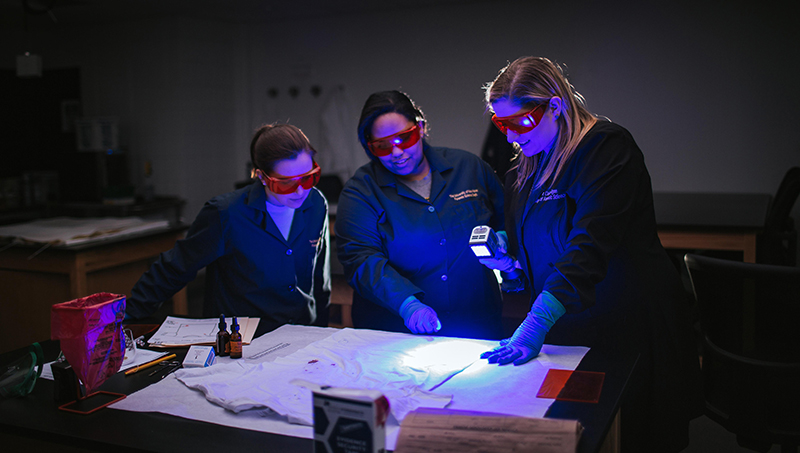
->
[481, 291, 565, 365]
[398, 296, 442, 334]
[478, 230, 521, 275]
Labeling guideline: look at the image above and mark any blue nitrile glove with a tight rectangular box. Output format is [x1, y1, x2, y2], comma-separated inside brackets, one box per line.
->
[478, 230, 522, 277]
[481, 291, 565, 365]
[398, 296, 442, 334]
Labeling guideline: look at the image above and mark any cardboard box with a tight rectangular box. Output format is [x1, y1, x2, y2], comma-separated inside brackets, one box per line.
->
[313, 387, 390, 453]
[394, 408, 583, 453]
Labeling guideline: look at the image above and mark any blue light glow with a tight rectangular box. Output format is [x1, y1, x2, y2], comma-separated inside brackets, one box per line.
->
[400, 339, 489, 371]
[398, 338, 502, 390]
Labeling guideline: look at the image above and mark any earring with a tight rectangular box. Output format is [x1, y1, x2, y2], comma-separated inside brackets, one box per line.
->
[255, 171, 267, 186]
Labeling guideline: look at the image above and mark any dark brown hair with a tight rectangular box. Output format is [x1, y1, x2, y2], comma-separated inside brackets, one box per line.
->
[249, 123, 316, 173]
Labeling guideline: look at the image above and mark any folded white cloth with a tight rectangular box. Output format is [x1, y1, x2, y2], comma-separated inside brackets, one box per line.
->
[177, 328, 493, 425]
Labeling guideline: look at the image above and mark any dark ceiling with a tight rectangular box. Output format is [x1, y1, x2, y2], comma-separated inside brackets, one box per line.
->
[0, 0, 478, 30]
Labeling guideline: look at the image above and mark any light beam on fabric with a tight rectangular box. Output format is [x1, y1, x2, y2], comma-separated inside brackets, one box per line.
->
[399, 338, 487, 373]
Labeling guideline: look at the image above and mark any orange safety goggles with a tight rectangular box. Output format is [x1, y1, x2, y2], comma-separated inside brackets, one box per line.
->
[263, 161, 321, 195]
[491, 103, 547, 135]
[367, 124, 422, 157]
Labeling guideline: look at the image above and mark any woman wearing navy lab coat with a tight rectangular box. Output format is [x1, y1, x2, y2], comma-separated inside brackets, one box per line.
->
[335, 90, 504, 340]
[478, 57, 702, 452]
[126, 124, 330, 336]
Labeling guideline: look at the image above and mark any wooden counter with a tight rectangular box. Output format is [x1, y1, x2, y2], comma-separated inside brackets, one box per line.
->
[0, 226, 187, 354]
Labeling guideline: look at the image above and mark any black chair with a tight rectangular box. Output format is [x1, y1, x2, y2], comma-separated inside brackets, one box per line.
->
[684, 254, 800, 452]
[758, 166, 800, 266]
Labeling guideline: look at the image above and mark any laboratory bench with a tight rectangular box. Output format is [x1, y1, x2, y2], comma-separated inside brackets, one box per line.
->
[0, 225, 189, 355]
[0, 328, 636, 453]
[654, 192, 772, 263]
[0, 196, 186, 227]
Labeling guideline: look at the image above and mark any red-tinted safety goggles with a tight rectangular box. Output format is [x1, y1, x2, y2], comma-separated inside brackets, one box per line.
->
[264, 161, 321, 195]
[491, 103, 547, 135]
[367, 124, 422, 157]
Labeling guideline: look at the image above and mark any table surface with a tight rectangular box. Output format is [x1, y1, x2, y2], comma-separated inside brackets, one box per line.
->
[0, 332, 637, 453]
[0, 222, 188, 252]
[0, 197, 186, 228]
[653, 192, 772, 229]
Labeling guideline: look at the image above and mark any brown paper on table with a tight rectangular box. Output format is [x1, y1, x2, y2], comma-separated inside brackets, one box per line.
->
[394, 408, 582, 453]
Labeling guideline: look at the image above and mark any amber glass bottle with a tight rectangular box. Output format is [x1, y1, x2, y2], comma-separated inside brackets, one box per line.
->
[229, 317, 242, 359]
[216, 315, 230, 357]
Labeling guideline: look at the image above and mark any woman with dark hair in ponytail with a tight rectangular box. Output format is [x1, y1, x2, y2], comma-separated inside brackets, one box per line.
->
[335, 90, 505, 340]
[127, 123, 330, 336]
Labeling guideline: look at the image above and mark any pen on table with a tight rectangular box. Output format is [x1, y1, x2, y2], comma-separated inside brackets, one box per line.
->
[125, 353, 177, 376]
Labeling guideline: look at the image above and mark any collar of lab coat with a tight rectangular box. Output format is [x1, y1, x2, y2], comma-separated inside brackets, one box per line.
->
[245, 181, 315, 244]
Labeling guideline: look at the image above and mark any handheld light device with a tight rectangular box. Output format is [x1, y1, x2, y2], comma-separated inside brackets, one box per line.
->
[469, 225, 499, 258]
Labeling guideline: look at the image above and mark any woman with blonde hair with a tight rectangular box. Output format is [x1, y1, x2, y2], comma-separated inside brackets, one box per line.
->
[479, 57, 701, 452]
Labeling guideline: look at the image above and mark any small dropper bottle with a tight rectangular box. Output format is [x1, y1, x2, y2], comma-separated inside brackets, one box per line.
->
[216, 315, 230, 357]
[229, 317, 242, 359]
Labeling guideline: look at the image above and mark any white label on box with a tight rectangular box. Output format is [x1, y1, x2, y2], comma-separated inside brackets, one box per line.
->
[183, 345, 216, 368]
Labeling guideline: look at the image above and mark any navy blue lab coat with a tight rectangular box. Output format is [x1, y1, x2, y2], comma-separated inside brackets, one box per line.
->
[335, 144, 505, 340]
[505, 121, 702, 451]
[127, 183, 330, 337]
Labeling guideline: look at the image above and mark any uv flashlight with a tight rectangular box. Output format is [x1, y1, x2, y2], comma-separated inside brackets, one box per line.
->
[469, 225, 499, 258]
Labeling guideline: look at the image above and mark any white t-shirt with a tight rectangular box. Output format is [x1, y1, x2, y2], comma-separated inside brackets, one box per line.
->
[266, 201, 295, 240]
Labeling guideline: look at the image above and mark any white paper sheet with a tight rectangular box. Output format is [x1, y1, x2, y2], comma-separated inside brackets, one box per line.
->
[110, 325, 589, 450]
[39, 349, 171, 381]
[147, 316, 258, 347]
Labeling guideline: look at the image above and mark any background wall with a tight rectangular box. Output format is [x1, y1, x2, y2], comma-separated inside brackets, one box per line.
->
[1, 0, 797, 224]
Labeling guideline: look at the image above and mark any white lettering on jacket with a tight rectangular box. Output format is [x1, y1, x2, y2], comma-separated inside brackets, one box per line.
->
[449, 189, 479, 201]
[535, 190, 565, 203]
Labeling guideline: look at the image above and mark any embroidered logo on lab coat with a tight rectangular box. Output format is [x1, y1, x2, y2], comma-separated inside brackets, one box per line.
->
[449, 189, 479, 201]
[535, 189, 565, 203]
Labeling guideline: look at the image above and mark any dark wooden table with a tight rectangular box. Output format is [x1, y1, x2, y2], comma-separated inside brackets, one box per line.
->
[654, 192, 772, 263]
[0, 225, 188, 354]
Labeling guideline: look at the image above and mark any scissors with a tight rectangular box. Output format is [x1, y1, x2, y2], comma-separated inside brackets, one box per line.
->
[147, 360, 181, 377]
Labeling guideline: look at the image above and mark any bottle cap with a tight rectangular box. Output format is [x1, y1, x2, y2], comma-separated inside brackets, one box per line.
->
[219, 314, 226, 330]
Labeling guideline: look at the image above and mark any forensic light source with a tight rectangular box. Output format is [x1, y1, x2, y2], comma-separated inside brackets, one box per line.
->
[469, 225, 499, 258]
